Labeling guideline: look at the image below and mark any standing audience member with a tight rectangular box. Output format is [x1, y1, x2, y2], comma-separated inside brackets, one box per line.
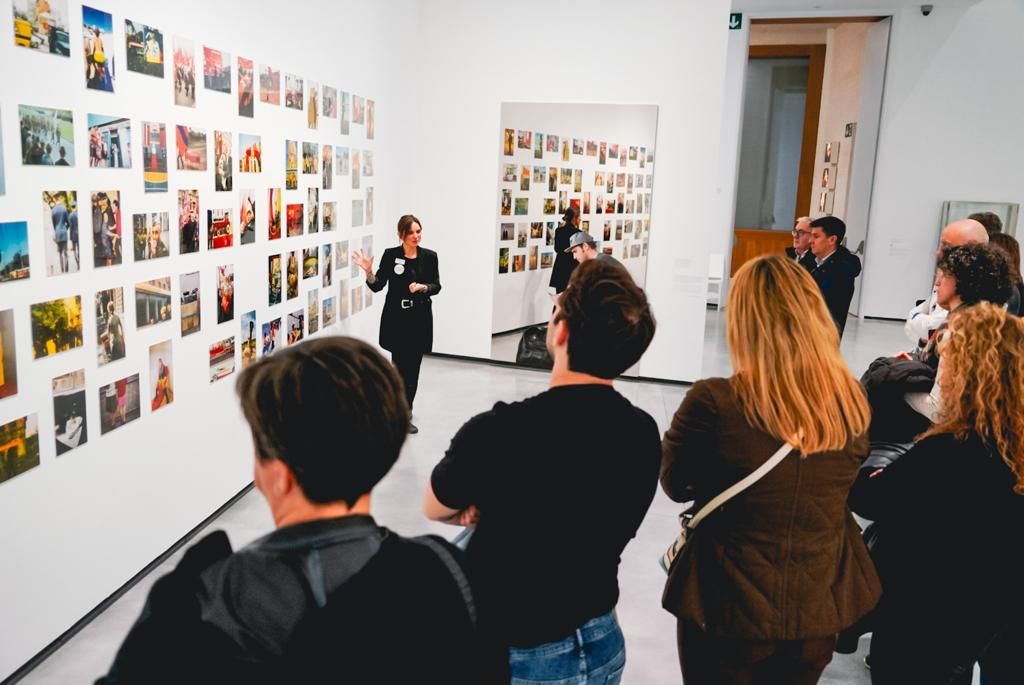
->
[424, 260, 659, 684]
[905, 219, 988, 351]
[785, 216, 816, 271]
[549, 207, 581, 293]
[566, 230, 623, 268]
[661, 255, 879, 685]
[968, 210, 1003, 237]
[989, 232, 1022, 315]
[850, 304, 1024, 685]
[808, 216, 862, 337]
[96, 338, 492, 684]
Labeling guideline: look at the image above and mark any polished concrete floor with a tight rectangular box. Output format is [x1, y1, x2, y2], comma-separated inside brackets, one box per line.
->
[21, 313, 977, 684]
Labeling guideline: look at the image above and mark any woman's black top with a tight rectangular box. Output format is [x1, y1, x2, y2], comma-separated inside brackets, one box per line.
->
[366, 246, 441, 353]
[549, 223, 580, 292]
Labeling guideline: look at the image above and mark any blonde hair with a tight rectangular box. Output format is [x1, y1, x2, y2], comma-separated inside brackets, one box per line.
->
[922, 303, 1024, 494]
[726, 255, 870, 454]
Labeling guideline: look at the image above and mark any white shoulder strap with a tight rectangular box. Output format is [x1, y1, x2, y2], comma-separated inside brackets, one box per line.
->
[687, 442, 795, 530]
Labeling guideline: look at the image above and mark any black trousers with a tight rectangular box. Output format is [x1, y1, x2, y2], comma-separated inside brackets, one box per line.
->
[391, 349, 424, 409]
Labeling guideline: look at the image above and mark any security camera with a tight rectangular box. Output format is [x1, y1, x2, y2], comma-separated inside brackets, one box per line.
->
[921, 4, 934, 15]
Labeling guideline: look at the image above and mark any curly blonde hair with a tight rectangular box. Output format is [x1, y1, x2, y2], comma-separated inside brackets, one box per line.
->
[923, 303, 1024, 494]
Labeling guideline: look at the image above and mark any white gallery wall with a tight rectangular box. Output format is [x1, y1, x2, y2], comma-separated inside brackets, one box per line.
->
[0, 0, 417, 678]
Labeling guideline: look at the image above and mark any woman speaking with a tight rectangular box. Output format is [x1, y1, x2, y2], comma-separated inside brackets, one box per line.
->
[353, 214, 440, 434]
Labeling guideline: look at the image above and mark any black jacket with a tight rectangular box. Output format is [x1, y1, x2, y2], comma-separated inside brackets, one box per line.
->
[859, 356, 935, 443]
[784, 246, 817, 272]
[367, 246, 441, 353]
[96, 516, 493, 684]
[810, 245, 862, 337]
[549, 224, 580, 292]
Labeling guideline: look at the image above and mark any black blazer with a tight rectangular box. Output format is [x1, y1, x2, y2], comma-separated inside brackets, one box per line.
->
[784, 247, 817, 273]
[810, 246, 861, 337]
[549, 224, 580, 293]
[367, 246, 441, 353]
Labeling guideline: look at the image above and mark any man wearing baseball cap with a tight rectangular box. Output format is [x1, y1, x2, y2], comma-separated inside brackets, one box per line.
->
[566, 231, 623, 268]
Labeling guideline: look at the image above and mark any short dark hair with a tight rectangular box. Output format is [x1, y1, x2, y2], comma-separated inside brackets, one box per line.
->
[236, 337, 410, 505]
[397, 214, 421, 239]
[990, 233, 1022, 284]
[555, 260, 655, 378]
[936, 243, 1013, 306]
[810, 216, 847, 244]
[968, 211, 1003, 236]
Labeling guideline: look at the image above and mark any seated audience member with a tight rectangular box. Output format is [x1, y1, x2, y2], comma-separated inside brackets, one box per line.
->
[905, 219, 988, 351]
[850, 303, 1024, 685]
[904, 243, 1012, 422]
[785, 215, 816, 271]
[97, 337, 490, 685]
[808, 216, 862, 337]
[968, 210, 1003, 237]
[989, 232, 1023, 315]
[424, 260, 659, 684]
[566, 230, 624, 268]
[661, 255, 879, 685]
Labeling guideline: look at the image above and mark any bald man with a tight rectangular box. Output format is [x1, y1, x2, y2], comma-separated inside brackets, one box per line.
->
[904, 219, 989, 348]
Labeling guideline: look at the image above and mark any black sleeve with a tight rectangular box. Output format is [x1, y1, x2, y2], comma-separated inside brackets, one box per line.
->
[660, 381, 718, 503]
[367, 248, 389, 293]
[423, 251, 442, 297]
[430, 406, 502, 511]
[848, 436, 942, 521]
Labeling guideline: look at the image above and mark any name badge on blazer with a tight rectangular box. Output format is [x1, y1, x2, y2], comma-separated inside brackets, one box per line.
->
[394, 257, 405, 275]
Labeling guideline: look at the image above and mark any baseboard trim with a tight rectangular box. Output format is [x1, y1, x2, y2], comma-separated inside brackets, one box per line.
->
[425, 352, 694, 386]
[2, 483, 255, 685]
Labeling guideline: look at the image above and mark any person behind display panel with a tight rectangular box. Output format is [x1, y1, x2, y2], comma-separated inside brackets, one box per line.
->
[353, 214, 441, 435]
[96, 337, 493, 685]
[849, 303, 1024, 685]
[661, 255, 879, 685]
[549, 206, 581, 293]
[424, 260, 659, 684]
[989, 232, 1023, 316]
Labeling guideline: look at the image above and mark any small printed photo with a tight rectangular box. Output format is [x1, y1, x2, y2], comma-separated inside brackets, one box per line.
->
[180, 271, 200, 336]
[261, 318, 281, 356]
[606, 175, 614, 193]
[0, 414, 40, 485]
[302, 141, 318, 174]
[97, 372, 140, 434]
[322, 296, 336, 327]
[605, 196, 615, 214]
[0, 309, 17, 399]
[302, 247, 319, 279]
[287, 309, 304, 345]
[351, 285, 363, 314]
[239, 133, 261, 172]
[14, 0, 70, 55]
[307, 81, 319, 130]
[214, 130, 232, 191]
[619, 149, 628, 167]
[174, 124, 205, 170]
[574, 170, 582, 193]
[207, 208, 233, 249]
[322, 145, 333, 189]
[87, 114, 131, 168]
[0, 220, 29, 282]
[148, 340, 173, 411]
[560, 168, 572, 185]
[83, 5, 114, 91]
[824, 140, 839, 164]
[572, 138, 583, 155]
[616, 172, 626, 188]
[284, 73, 303, 109]
[322, 243, 333, 286]
[540, 251, 553, 269]
[132, 211, 170, 261]
[335, 240, 350, 269]
[267, 188, 282, 240]
[178, 189, 200, 254]
[631, 244, 641, 259]
[286, 251, 299, 299]
[267, 253, 282, 305]
[352, 199, 364, 228]
[561, 140, 569, 161]
[629, 146, 638, 161]
[616, 220, 623, 240]
[512, 254, 525, 273]
[599, 142, 607, 165]
[533, 166, 546, 183]
[209, 336, 235, 382]
[543, 198, 556, 215]
[548, 167, 557, 192]
[534, 133, 544, 160]
[52, 368, 87, 455]
[361, 234, 374, 261]
[124, 19, 163, 76]
[41, 191, 79, 276]
[586, 140, 598, 157]
[609, 144, 619, 160]
[239, 190, 256, 245]
[821, 167, 830, 189]
[338, 280, 349, 319]
[558, 191, 568, 214]
[203, 46, 231, 92]
[142, 121, 168, 192]
[285, 139, 298, 189]
[134, 277, 172, 329]
[517, 130, 532, 149]
[172, 37, 195, 107]
[352, 95, 365, 124]
[502, 163, 517, 183]
[336, 146, 350, 176]
[238, 57, 254, 117]
[514, 198, 529, 216]
[530, 222, 543, 239]
[583, 192, 591, 214]
[323, 201, 336, 231]
[363, 284, 372, 310]
[323, 86, 338, 118]
[546, 222, 555, 245]
[499, 222, 514, 241]
[366, 99, 375, 140]
[503, 128, 514, 156]
[90, 192, 122, 267]
[517, 223, 527, 248]
[216, 264, 234, 323]
[31, 295, 83, 358]
[240, 310, 256, 369]
[603, 221, 611, 241]
[351, 150, 361, 189]
[340, 91, 351, 134]
[307, 290, 319, 334]
[627, 174, 633, 194]
[520, 166, 530, 191]
[546, 135, 559, 153]
[20, 104, 75, 166]
[286, 203, 303, 237]
[528, 245, 538, 270]
[307, 187, 320, 233]
[501, 189, 512, 216]
[258, 64, 281, 106]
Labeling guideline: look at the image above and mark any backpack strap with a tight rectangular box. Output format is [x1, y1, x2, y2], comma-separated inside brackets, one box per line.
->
[411, 536, 477, 627]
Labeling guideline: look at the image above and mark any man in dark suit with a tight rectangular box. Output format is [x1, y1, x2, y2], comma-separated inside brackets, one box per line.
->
[809, 216, 861, 338]
[784, 216, 817, 272]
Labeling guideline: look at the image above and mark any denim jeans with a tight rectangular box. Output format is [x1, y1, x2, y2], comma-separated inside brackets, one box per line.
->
[508, 611, 626, 684]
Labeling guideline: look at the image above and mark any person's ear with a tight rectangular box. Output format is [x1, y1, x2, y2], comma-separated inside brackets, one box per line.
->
[552, 317, 570, 347]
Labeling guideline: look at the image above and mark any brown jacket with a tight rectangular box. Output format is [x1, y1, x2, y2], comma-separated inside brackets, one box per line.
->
[660, 377, 881, 640]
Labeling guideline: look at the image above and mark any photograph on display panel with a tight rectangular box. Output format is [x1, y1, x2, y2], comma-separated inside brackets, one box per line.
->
[323, 86, 337, 118]
[302, 247, 318, 280]
[287, 310, 304, 345]
[308, 290, 319, 335]
[352, 95, 364, 124]
[175, 125, 207, 171]
[268, 188, 282, 240]
[142, 121, 168, 192]
[338, 280, 349, 319]
[20, 104, 74, 166]
[208, 208, 233, 249]
[239, 133, 261, 172]
[340, 91, 350, 134]
[322, 243, 333, 287]
[323, 201, 335, 231]
[286, 203, 302, 237]
[88, 114, 131, 168]
[31, 295, 82, 359]
[286, 251, 299, 299]
[0, 309, 18, 400]
[124, 19, 162, 77]
[217, 265, 234, 324]
[209, 337, 235, 382]
[178, 189, 200, 254]
[0, 414, 40, 486]
[307, 81, 319, 130]
[132, 211, 170, 261]
[261, 318, 280, 356]
[267, 254, 281, 305]
[135, 277, 171, 329]
[90, 191, 122, 267]
[259, 65, 280, 105]
[95, 287, 128, 367]
[180, 271, 200, 336]
[214, 130, 232, 191]
[307, 188, 319, 233]
[14, 0, 70, 56]
[335, 239, 349, 270]
[322, 296, 336, 327]
[239, 190, 256, 245]
[53, 369, 87, 455]
[82, 5, 114, 91]
[285, 139, 298, 189]
[149, 340, 174, 411]
[41, 191, 79, 276]
[285, 73, 303, 110]
[172, 37, 195, 107]
[99, 373, 140, 435]
[240, 310, 257, 369]
[238, 57, 254, 117]
[367, 99, 375, 140]
[203, 46, 230, 93]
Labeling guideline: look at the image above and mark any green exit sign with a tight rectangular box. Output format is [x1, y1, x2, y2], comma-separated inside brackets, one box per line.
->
[729, 13, 743, 30]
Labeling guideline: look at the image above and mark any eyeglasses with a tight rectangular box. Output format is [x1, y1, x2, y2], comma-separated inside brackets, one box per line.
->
[792, 230, 810, 237]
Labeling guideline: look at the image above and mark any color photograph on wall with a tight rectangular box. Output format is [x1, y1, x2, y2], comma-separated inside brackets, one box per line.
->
[135, 277, 171, 329]
[149, 340, 173, 411]
[267, 253, 281, 305]
[307, 290, 319, 334]
[322, 243, 333, 287]
[174, 125, 206, 171]
[178, 189, 200, 254]
[238, 56, 254, 117]
[323, 86, 337, 118]
[52, 369, 86, 455]
[335, 239, 349, 270]
[285, 139, 298, 189]
[287, 309, 304, 345]
[14, 0, 69, 56]
[267, 188, 282, 240]
[203, 46, 230, 92]
[239, 190, 255, 245]
[207, 210, 232, 251]
[31, 295, 82, 358]
[214, 130, 232, 191]
[323, 201, 335, 231]
[335, 146, 349, 176]
[172, 36, 195, 106]
[307, 188, 319, 233]
[19, 104, 74, 166]
[90, 191, 121, 267]
[352, 95, 364, 124]
[88, 114, 131, 168]
[284, 73, 302, 109]
[180, 271, 200, 336]
[0, 414, 40, 486]
[259, 64, 280, 104]
[338, 280, 349, 319]
[367, 99, 375, 140]
[132, 211, 169, 260]
[301, 142, 318, 174]
[322, 144, 333, 189]
[302, 247, 318, 279]
[95, 286, 126, 366]
[340, 91, 350, 134]
[99, 374, 140, 434]
[322, 296, 336, 327]
[239, 133, 261, 172]
[286, 251, 298, 299]
[209, 337, 235, 382]
[0, 221, 31, 282]
[0, 309, 17, 399]
[142, 121, 168, 192]
[286, 203, 302, 237]
[240, 310, 256, 369]
[124, 19, 163, 77]
[307, 80, 319, 129]
[261, 318, 280, 356]
[82, 5, 113, 91]
[216, 264, 233, 324]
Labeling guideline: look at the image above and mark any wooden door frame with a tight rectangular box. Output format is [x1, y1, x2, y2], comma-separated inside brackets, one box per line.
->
[748, 44, 826, 224]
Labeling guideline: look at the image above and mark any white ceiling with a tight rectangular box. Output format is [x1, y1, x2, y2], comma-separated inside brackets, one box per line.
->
[732, 0, 982, 13]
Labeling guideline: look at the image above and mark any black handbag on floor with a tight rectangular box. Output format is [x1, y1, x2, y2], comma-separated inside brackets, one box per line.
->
[515, 326, 553, 369]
